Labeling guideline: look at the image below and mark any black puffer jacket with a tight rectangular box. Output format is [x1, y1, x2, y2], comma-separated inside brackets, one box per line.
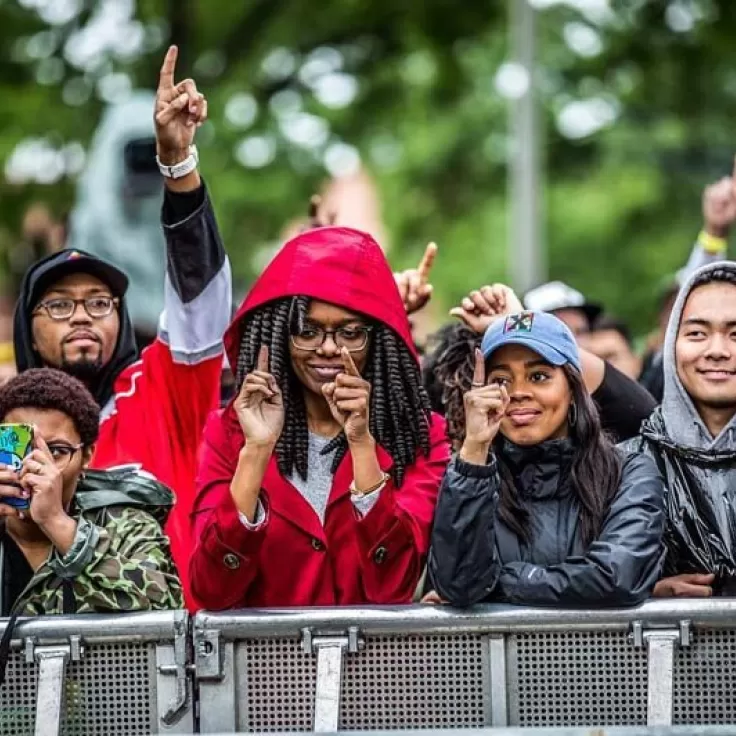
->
[428, 439, 665, 607]
[623, 409, 736, 594]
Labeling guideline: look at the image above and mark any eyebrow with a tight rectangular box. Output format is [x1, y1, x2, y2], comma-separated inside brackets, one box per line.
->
[489, 360, 552, 371]
[681, 317, 736, 329]
[44, 287, 112, 298]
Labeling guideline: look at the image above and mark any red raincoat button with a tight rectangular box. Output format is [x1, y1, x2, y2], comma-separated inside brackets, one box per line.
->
[223, 553, 241, 570]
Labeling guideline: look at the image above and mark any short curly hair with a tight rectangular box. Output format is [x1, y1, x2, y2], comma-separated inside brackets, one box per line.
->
[0, 368, 99, 446]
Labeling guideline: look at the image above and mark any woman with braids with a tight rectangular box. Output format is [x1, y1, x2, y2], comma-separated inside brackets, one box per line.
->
[427, 311, 665, 607]
[189, 226, 450, 608]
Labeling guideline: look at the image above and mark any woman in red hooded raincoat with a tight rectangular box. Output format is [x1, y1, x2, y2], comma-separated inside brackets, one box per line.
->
[189, 226, 450, 608]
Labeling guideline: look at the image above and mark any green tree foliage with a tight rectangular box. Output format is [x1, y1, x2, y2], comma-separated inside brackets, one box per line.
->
[0, 0, 735, 333]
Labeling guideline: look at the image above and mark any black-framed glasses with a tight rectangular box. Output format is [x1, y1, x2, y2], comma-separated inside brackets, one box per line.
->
[33, 296, 119, 321]
[291, 325, 373, 352]
[47, 443, 83, 469]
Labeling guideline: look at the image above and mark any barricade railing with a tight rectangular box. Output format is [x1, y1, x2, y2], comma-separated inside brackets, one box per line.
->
[0, 610, 193, 736]
[192, 729, 736, 736]
[193, 600, 736, 733]
[4, 601, 736, 735]
[186, 729, 736, 736]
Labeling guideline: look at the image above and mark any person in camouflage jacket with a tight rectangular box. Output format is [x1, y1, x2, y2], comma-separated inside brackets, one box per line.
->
[0, 369, 182, 615]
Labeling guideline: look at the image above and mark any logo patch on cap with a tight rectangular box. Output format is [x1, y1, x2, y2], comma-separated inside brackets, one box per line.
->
[504, 312, 534, 333]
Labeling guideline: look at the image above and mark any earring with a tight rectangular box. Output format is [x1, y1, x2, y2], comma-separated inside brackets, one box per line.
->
[568, 403, 578, 428]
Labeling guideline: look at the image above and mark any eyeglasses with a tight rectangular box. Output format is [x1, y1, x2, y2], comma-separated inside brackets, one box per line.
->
[47, 443, 83, 469]
[33, 296, 119, 321]
[291, 325, 373, 352]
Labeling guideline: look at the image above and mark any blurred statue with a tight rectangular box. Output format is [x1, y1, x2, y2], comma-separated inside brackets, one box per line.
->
[67, 91, 165, 344]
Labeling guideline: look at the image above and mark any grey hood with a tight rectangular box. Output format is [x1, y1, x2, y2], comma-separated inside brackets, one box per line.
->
[661, 260, 736, 451]
[67, 91, 165, 333]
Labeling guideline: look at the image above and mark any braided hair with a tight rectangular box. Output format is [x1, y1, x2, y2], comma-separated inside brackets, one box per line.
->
[235, 297, 432, 486]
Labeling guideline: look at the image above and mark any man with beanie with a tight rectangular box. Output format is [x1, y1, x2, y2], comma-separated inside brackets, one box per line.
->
[625, 261, 736, 597]
[11, 46, 232, 603]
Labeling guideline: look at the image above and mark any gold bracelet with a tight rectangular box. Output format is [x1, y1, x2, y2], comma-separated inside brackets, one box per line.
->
[697, 229, 728, 255]
[350, 472, 390, 498]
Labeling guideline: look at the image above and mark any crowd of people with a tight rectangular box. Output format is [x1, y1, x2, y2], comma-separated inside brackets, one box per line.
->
[1, 44, 736, 632]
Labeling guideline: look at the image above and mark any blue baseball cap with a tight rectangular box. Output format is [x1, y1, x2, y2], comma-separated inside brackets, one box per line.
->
[481, 311, 581, 372]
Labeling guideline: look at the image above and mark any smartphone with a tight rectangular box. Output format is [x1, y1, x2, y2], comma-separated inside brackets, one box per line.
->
[0, 424, 33, 509]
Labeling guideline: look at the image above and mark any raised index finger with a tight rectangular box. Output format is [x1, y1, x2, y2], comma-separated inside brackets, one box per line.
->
[418, 242, 438, 283]
[256, 345, 269, 373]
[473, 348, 486, 386]
[341, 348, 361, 377]
[158, 45, 178, 92]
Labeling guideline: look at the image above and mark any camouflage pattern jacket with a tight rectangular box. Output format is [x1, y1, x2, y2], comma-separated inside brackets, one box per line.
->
[0, 467, 183, 615]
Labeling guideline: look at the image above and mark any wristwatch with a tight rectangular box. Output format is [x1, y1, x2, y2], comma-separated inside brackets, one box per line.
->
[156, 145, 199, 179]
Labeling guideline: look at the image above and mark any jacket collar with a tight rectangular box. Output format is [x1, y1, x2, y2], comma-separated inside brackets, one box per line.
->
[642, 407, 736, 465]
[498, 437, 575, 501]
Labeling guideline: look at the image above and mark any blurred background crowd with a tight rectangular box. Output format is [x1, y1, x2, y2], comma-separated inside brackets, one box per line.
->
[0, 0, 734, 379]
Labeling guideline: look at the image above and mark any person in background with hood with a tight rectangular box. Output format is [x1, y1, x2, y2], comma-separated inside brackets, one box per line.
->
[427, 312, 665, 607]
[66, 91, 166, 345]
[189, 226, 450, 608]
[624, 261, 736, 598]
[12, 46, 231, 605]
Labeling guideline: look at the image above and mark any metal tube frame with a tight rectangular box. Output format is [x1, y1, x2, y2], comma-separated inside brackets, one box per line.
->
[194, 599, 736, 640]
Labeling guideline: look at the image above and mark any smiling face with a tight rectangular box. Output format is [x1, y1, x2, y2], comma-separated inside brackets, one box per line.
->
[288, 300, 371, 398]
[487, 344, 572, 445]
[676, 281, 736, 426]
[31, 273, 120, 381]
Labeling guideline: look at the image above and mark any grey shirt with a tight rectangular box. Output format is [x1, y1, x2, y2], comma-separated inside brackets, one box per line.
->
[241, 432, 382, 528]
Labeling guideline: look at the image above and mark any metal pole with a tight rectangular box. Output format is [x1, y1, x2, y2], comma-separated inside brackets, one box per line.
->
[508, 0, 545, 294]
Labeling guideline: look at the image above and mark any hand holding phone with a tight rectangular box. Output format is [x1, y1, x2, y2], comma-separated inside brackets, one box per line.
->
[0, 424, 34, 513]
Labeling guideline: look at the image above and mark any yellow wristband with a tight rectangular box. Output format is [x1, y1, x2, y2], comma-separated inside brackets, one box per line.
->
[697, 229, 728, 255]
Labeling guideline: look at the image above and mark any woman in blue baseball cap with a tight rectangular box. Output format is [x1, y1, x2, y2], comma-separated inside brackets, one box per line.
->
[427, 311, 666, 608]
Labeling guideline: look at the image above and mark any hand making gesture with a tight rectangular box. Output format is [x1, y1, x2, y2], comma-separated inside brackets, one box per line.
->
[322, 348, 373, 444]
[460, 349, 510, 464]
[450, 284, 524, 335]
[394, 242, 438, 315]
[155, 45, 207, 165]
[234, 346, 285, 449]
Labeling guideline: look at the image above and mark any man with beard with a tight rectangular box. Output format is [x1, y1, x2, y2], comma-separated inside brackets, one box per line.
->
[625, 261, 736, 598]
[10, 46, 232, 604]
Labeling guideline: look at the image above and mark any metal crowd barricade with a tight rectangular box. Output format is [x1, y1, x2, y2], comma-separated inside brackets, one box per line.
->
[0, 610, 193, 736]
[193, 600, 736, 733]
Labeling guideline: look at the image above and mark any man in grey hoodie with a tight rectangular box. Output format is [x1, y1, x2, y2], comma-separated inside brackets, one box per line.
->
[626, 261, 736, 597]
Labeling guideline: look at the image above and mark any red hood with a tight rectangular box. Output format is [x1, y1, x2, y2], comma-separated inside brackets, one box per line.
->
[225, 226, 416, 365]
